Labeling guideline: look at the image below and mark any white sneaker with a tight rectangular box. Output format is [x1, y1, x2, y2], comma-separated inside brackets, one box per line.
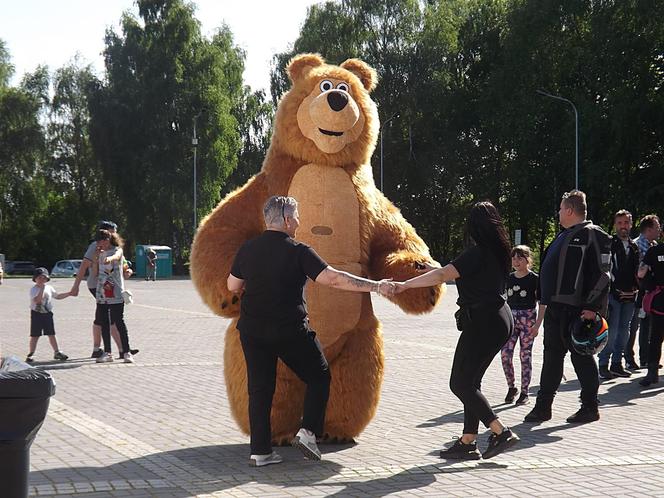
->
[249, 451, 283, 467]
[123, 352, 135, 363]
[291, 428, 321, 460]
[96, 352, 114, 363]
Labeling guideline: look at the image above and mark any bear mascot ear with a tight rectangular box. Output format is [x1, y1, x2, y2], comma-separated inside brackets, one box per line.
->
[340, 58, 377, 92]
[287, 53, 326, 83]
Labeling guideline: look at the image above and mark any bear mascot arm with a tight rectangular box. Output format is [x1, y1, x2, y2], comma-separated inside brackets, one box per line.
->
[190, 174, 269, 318]
[367, 190, 444, 314]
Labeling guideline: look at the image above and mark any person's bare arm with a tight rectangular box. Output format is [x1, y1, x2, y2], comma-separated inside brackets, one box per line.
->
[71, 258, 92, 296]
[104, 248, 123, 264]
[33, 285, 45, 304]
[395, 264, 460, 292]
[227, 274, 244, 292]
[314, 267, 392, 295]
[55, 291, 72, 300]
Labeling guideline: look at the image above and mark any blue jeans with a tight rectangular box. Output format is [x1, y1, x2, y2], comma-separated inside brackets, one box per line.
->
[598, 295, 635, 367]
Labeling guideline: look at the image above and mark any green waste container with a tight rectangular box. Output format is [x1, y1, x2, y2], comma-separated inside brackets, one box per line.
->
[135, 245, 172, 279]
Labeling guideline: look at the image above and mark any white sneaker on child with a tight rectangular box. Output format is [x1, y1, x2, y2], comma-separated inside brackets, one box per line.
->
[123, 352, 134, 363]
[291, 428, 321, 460]
[249, 451, 283, 467]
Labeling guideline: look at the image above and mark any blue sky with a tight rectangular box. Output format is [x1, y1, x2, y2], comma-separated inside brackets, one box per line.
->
[2, 0, 317, 92]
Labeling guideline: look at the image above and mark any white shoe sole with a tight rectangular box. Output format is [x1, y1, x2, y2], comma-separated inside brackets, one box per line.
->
[249, 458, 282, 467]
[291, 436, 321, 461]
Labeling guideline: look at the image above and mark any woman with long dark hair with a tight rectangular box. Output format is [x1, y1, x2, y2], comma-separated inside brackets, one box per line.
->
[394, 201, 519, 459]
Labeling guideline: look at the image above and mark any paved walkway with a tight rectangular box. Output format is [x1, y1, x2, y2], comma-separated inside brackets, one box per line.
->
[1, 278, 663, 497]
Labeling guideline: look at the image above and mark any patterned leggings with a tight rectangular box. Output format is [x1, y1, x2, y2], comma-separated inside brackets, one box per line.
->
[501, 308, 537, 393]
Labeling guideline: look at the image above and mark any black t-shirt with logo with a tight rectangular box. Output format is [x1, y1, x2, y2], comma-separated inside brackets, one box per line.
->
[452, 245, 507, 308]
[230, 230, 328, 339]
[506, 271, 539, 310]
[644, 244, 664, 287]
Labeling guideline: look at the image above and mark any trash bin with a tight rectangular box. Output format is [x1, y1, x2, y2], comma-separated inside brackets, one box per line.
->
[0, 358, 56, 498]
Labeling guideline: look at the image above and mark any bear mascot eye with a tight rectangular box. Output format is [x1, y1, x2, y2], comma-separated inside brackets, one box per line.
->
[336, 82, 349, 92]
[319, 80, 333, 92]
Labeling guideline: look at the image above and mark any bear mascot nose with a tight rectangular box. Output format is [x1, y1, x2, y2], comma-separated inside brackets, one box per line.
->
[327, 91, 348, 112]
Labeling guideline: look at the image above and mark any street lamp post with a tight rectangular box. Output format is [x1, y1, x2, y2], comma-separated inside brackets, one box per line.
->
[379, 111, 399, 192]
[192, 114, 200, 233]
[536, 89, 579, 190]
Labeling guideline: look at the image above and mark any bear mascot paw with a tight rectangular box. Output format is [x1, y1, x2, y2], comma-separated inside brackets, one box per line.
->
[191, 53, 444, 444]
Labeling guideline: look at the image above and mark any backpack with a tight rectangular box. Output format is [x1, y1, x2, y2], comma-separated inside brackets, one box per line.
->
[642, 285, 664, 316]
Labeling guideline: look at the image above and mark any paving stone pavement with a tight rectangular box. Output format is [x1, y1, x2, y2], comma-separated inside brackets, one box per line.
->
[1, 277, 663, 497]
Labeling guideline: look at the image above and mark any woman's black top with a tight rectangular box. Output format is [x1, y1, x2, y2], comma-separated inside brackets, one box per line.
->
[452, 245, 507, 308]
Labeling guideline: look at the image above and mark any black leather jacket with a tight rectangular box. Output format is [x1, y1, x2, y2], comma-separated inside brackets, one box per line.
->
[544, 221, 613, 315]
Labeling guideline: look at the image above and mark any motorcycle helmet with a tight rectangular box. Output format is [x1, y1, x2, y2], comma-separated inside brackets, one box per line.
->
[569, 313, 609, 356]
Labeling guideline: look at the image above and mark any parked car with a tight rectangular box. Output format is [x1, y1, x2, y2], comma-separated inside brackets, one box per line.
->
[7, 261, 36, 275]
[51, 259, 84, 278]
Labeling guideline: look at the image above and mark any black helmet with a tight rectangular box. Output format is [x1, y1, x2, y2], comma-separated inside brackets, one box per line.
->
[569, 313, 608, 356]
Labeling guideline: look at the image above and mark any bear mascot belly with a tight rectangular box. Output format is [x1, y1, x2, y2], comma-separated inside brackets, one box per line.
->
[190, 54, 443, 443]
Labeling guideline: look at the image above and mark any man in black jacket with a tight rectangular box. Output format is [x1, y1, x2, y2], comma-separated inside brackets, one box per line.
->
[525, 190, 612, 424]
[598, 210, 639, 379]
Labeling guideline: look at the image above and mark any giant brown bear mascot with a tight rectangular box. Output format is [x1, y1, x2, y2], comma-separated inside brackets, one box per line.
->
[191, 53, 443, 443]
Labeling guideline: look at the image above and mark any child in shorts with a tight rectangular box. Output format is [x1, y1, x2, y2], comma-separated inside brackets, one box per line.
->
[27, 267, 71, 362]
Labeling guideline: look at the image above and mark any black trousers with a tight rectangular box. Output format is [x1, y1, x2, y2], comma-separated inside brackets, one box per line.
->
[449, 303, 513, 435]
[625, 308, 650, 366]
[90, 287, 112, 352]
[239, 327, 331, 455]
[536, 303, 599, 407]
[95, 303, 130, 354]
[646, 314, 664, 367]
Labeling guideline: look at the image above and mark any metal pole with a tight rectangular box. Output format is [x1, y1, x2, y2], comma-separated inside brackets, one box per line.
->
[379, 112, 399, 192]
[536, 89, 579, 190]
[192, 115, 199, 232]
[380, 128, 384, 192]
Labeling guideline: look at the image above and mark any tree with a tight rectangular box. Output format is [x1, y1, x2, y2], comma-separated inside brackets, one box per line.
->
[88, 0, 247, 268]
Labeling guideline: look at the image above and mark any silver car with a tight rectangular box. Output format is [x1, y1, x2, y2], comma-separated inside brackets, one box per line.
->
[51, 259, 83, 277]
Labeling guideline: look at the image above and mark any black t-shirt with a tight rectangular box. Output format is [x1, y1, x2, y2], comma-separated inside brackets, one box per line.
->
[230, 230, 328, 337]
[506, 271, 539, 310]
[452, 245, 507, 308]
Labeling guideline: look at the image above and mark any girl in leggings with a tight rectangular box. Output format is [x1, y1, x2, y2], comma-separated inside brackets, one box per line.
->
[394, 201, 519, 460]
[92, 229, 135, 363]
[501, 245, 546, 405]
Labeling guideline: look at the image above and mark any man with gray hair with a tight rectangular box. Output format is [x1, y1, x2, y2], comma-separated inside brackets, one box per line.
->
[227, 195, 394, 467]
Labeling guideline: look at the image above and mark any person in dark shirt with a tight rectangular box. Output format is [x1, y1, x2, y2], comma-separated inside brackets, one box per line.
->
[525, 190, 612, 425]
[638, 242, 664, 386]
[501, 245, 546, 406]
[228, 195, 394, 467]
[394, 201, 519, 460]
[598, 210, 639, 379]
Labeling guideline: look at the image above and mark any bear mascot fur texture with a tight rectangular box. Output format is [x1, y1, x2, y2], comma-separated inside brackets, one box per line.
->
[190, 53, 443, 443]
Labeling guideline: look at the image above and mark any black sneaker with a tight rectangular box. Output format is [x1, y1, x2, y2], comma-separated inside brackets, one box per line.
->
[54, 351, 69, 361]
[598, 365, 614, 379]
[515, 392, 530, 405]
[524, 405, 551, 422]
[625, 359, 640, 370]
[439, 438, 481, 460]
[609, 365, 632, 378]
[26, 353, 35, 363]
[482, 428, 520, 459]
[91, 349, 104, 359]
[566, 405, 599, 424]
[505, 387, 518, 404]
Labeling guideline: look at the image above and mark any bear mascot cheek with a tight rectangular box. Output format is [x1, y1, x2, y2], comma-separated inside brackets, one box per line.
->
[190, 53, 444, 444]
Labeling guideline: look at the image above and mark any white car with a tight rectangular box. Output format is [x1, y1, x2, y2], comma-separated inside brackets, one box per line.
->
[51, 259, 83, 278]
